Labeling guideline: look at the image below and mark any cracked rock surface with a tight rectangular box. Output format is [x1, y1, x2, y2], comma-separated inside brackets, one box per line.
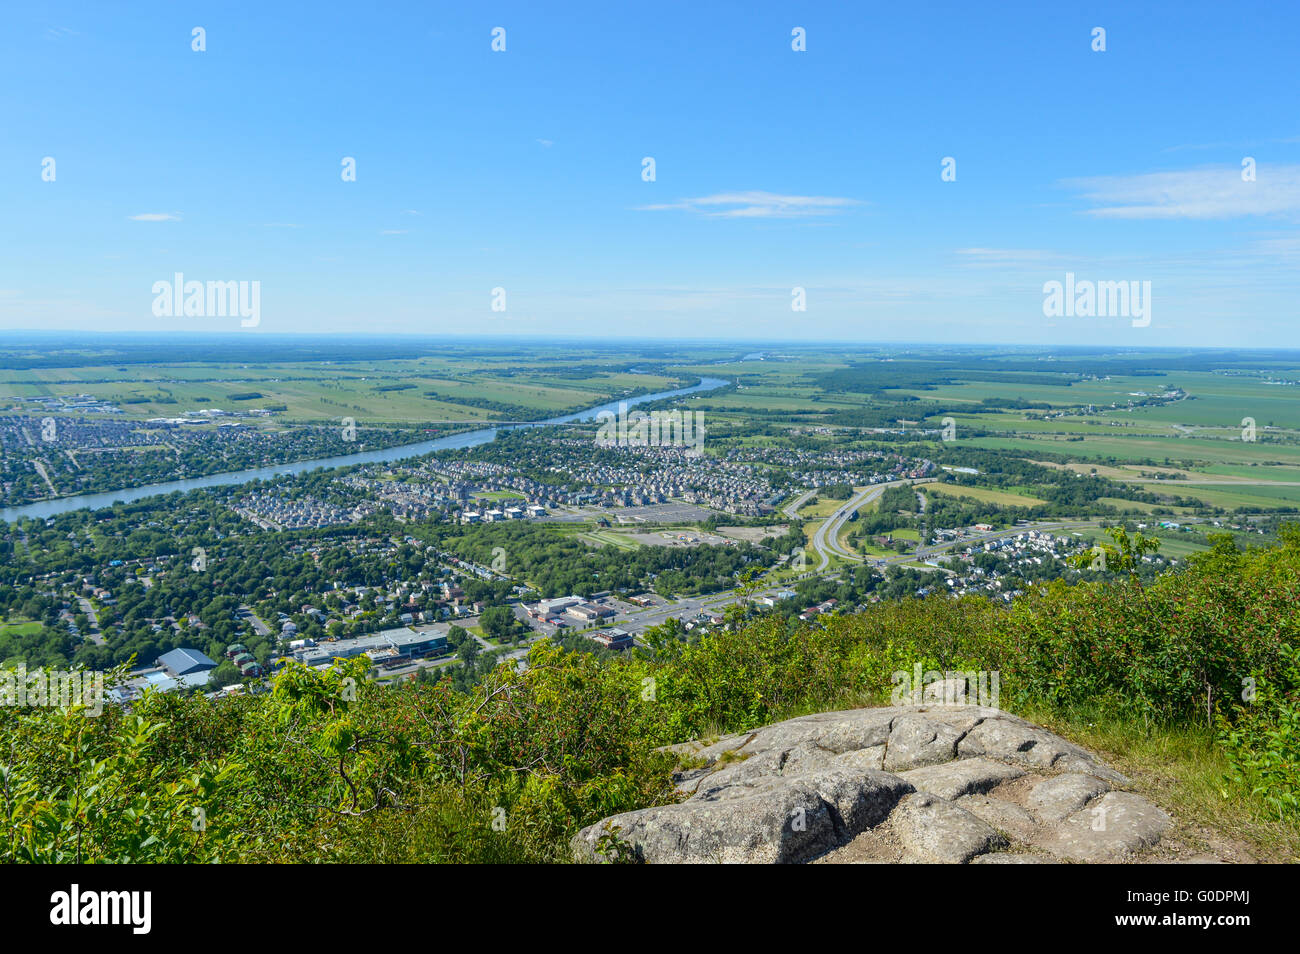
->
[571, 705, 1180, 864]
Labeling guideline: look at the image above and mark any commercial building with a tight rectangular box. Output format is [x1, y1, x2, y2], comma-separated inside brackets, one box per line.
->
[565, 603, 615, 624]
[156, 647, 218, 680]
[590, 628, 633, 651]
[297, 625, 449, 668]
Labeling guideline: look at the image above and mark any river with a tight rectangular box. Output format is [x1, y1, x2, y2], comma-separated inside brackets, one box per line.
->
[2, 376, 729, 523]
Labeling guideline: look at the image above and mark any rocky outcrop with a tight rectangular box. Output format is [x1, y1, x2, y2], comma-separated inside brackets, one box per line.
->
[572, 705, 1177, 864]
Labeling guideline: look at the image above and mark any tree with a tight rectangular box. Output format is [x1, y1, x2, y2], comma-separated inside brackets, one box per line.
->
[457, 638, 480, 668]
[209, 660, 243, 687]
[479, 606, 520, 641]
[1069, 526, 1160, 589]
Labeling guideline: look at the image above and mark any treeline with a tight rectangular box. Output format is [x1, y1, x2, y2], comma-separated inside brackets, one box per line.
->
[814, 361, 1079, 396]
[426, 522, 778, 598]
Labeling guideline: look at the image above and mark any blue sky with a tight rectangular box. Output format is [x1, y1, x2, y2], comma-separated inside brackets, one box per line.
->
[3, 1, 1299, 346]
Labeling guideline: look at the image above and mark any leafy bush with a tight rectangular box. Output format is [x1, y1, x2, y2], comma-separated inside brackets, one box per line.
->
[1217, 642, 1300, 819]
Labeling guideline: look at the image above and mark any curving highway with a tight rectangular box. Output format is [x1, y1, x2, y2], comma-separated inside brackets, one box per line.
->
[806, 480, 923, 570]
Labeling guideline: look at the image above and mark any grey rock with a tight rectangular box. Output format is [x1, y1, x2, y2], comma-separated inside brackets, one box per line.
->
[1052, 754, 1130, 785]
[955, 794, 1039, 840]
[1028, 773, 1110, 823]
[674, 767, 714, 795]
[661, 730, 754, 763]
[572, 782, 835, 864]
[922, 677, 972, 705]
[780, 739, 841, 777]
[890, 792, 1007, 863]
[805, 768, 915, 834]
[832, 745, 885, 772]
[572, 768, 912, 864]
[901, 758, 1026, 800]
[1037, 792, 1172, 862]
[779, 709, 897, 754]
[883, 714, 963, 771]
[958, 718, 1095, 770]
[579, 705, 1175, 865]
[693, 749, 789, 799]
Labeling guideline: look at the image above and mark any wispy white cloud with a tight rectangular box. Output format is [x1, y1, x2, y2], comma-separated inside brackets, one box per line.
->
[380, 229, 409, 235]
[638, 190, 862, 218]
[1062, 164, 1300, 219]
[535, 139, 554, 148]
[129, 212, 181, 222]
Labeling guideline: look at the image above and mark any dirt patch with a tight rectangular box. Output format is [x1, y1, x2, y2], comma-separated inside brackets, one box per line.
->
[716, 525, 789, 543]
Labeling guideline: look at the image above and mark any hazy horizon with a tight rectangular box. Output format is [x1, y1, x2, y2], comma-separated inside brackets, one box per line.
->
[8, 328, 1300, 354]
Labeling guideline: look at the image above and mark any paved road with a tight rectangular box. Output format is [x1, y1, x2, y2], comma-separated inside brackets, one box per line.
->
[810, 485, 880, 569]
[781, 489, 817, 519]
[809, 480, 929, 571]
[239, 604, 272, 637]
[76, 596, 105, 646]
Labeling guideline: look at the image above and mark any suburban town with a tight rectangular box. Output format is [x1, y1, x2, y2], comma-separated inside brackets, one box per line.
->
[17, 425, 1191, 705]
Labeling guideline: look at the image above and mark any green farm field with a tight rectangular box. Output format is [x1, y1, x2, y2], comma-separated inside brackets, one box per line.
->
[925, 483, 1048, 507]
[0, 357, 683, 424]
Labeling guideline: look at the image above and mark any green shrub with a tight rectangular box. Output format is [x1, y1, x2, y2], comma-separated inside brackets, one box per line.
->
[1218, 642, 1300, 819]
